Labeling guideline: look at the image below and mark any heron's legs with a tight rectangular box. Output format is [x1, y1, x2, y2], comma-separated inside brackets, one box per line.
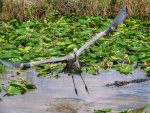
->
[79, 73, 89, 94]
[71, 74, 78, 96]
[75, 65, 89, 94]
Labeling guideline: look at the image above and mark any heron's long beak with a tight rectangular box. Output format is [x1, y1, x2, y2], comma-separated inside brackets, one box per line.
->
[73, 51, 76, 57]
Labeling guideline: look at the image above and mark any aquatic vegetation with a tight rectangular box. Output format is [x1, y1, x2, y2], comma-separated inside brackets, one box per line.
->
[2, 77, 36, 95]
[145, 67, 150, 76]
[94, 104, 150, 113]
[0, 87, 2, 93]
[94, 108, 112, 113]
[0, 15, 149, 75]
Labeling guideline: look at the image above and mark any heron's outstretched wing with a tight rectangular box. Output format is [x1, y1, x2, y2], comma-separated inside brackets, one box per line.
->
[77, 5, 128, 56]
[77, 32, 105, 56]
[0, 56, 67, 68]
[31, 56, 67, 66]
[0, 59, 30, 68]
[104, 5, 128, 34]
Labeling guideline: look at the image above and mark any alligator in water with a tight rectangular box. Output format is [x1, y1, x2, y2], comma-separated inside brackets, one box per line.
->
[106, 78, 150, 87]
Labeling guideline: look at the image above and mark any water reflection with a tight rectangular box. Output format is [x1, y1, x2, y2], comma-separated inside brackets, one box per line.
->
[0, 68, 150, 113]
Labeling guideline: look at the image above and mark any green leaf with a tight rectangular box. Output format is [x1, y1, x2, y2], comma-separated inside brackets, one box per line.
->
[145, 67, 150, 71]
[94, 108, 112, 113]
[56, 42, 66, 46]
[9, 80, 22, 86]
[87, 66, 97, 74]
[128, 55, 137, 63]
[24, 46, 32, 51]
[144, 67, 150, 76]
[3, 86, 21, 95]
[67, 44, 76, 50]
[19, 48, 29, 54]
[97, 51, 106, 57]
[24, 81, 36, 89]
[5, 44, 17, 49]
[0, 87, 2, 92]
[120, 65, 135, 75]
[111, 56, 120, 61]
[46, 48, 61, 56]
[0, 38, 6, 43]
[146, 104, 150, 108]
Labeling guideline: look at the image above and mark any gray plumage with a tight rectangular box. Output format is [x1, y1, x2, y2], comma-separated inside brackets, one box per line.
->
[104, 5, 128, 34]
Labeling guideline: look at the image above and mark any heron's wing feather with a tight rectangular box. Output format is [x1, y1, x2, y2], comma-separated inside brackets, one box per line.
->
[77, 5, 128, 56]
[104, 5, 128, 34]
[0, 59, 28, 68]
[77, 32, 104, 56]
[0, 56, 67, 68]
[32, 56, 67, 65]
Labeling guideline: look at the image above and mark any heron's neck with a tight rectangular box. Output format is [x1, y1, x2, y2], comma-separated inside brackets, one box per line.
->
[74, 54, 77, 59]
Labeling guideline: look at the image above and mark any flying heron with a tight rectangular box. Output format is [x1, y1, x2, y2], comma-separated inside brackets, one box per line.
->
[0, 5, 128, 95]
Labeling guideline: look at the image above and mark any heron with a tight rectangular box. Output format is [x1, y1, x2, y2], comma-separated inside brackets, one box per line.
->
[0, 5, 128, 95]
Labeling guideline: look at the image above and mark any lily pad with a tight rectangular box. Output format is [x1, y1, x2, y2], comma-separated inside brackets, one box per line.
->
[120, 65, 134, 75]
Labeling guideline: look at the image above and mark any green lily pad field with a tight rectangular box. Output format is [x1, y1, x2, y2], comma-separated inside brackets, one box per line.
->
[0, 14, 149, 75]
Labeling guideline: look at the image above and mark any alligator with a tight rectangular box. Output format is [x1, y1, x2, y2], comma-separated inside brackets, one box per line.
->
[106, 78, 150, 87]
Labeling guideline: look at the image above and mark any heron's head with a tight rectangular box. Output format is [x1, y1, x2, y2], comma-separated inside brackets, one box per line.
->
[73, 48, 77, 56]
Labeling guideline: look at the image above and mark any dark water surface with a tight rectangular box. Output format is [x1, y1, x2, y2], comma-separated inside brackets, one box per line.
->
[0, 68, 150, 113]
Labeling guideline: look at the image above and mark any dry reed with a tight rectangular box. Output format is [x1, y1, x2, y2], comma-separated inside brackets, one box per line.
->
[0, 0, 149, 21]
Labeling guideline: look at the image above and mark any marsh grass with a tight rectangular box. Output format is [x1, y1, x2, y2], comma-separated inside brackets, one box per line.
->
[0, 0, 149, 21]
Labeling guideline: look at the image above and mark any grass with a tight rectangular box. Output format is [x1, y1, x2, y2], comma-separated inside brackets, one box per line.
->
[0, 0, 149, 21]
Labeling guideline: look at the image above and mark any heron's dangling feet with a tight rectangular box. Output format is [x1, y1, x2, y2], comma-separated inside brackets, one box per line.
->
[71, 75, 78, 96]
[79, 74, 89, 94]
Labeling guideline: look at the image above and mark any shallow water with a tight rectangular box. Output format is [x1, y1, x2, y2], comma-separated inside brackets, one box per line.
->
[0, 68, 150, 113]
